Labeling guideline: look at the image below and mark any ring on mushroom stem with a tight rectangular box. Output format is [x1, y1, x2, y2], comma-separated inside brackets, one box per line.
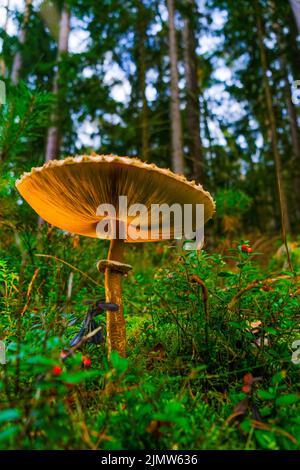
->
[16, 154, 215, 359]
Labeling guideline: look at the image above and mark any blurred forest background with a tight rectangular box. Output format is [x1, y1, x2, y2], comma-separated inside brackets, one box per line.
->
[0, 0, 300, 236]
[0, 0, 300, 451]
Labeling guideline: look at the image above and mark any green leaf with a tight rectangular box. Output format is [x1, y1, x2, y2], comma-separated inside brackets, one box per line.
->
[60, 370, 101, 384]
[265, 327, 278, 335]
[27, 356, 57, 366]
[218, 271, 235, 278]
[188, 293, 197, 301]
[258, 390, 275, 400]
[0, 409, 21, 423]
[0, 425, 19, 442]
[255, 430, 277, 449]
[275, 394, 299, 406]
[271, 371, 286, 386]
[110, 351, 129, 375]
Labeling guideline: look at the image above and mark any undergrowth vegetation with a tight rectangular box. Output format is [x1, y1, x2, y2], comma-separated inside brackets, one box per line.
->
[0, 228, 299, 450]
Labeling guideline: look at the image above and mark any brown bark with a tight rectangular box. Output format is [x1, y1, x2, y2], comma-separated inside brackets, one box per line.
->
[105, 239, 126, 358]
[286, 88, 300, 161]
[45, 4, 70, 162]
[167, 0, 184, 174]
[289, 0, 300, 33]
[255, 2, 291, 236]
[270, 2, 300, 222]
[11, 0, 31, 85]
[136, 2, 149, 161]
[0, 0, 10, 77]
[281, 53, 300, 221]
[182, 0, 204, 182]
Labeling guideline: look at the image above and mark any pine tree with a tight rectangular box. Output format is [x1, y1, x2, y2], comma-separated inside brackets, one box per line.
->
[45, 2, 70, 162]
[11, 0, 32, 85]
[182, 0, 204, 182]
[289, 0, 300, 33]
[167, 0, 184, 174]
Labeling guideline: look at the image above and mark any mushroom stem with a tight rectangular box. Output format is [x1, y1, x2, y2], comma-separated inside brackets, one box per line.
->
[105, 238, 126, 358]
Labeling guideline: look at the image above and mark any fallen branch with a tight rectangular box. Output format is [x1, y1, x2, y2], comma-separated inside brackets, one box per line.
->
[191, 275, 209, 323]
[228, 275, 300, 311]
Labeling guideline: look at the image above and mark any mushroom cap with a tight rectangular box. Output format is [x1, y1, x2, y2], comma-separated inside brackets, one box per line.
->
[16, 155, 215, 242]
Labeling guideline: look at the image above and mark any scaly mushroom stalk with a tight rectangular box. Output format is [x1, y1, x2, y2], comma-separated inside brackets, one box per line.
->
[97, 237, 132, 358]
[105, 238, 125, 357]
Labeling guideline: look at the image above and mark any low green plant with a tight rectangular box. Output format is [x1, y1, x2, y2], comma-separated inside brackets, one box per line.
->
[0, 232, 300, 449]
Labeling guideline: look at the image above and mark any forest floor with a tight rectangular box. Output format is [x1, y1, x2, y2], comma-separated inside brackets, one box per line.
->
[0, 229, 300, 450]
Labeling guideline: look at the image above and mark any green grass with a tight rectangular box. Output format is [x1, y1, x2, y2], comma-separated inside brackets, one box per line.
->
[0, 229, 300, 450]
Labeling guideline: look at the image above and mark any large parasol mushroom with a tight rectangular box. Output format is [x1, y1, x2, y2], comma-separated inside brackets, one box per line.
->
[16, 155, 215, 358]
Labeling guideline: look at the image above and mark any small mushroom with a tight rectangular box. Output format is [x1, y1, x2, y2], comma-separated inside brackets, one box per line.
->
[16, 155, 215, 358]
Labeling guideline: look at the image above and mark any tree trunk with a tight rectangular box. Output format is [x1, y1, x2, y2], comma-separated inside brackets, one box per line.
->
[182, 0, 204, 182]
[11, 0, 31, 85]
[280, 49, 300, 223]
[0, 0, 10, 77]
[167, 0, 184, 174]
[45, 3, 70, 162]
[136, 2, 149, 161]
[289, 0, 300, 33]
[271, 0, 300, 223]
[285, 82, 300, 225]
[255, 2, 291, 234]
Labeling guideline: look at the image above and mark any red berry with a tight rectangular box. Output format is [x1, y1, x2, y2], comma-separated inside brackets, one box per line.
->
[52, 365, 63, 376]
[243, 373, 254, 385]
[247, 247, 253, 253]
[81, 355, 92, 367]
[241, 244, 248, 252]
[242, 384, 251, 394]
